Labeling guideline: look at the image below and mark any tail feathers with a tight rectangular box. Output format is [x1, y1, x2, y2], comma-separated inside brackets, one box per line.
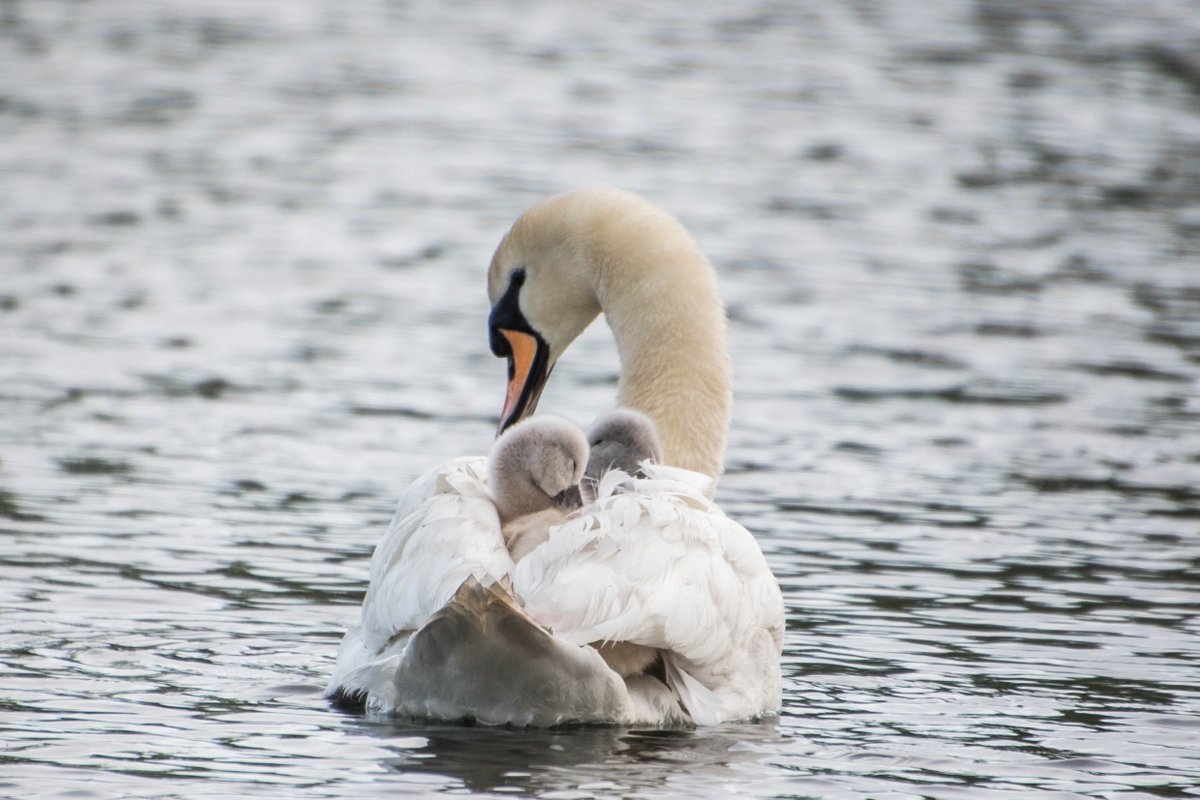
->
[622, 673, 690, 727]
[663, 656, 724, 726]
[358, 577, 630, 725]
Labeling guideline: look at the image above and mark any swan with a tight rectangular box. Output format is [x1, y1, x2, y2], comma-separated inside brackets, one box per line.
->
[585, 407, 664, 485]
[326, 187, 784, 726]
[488, 416, 587, 562]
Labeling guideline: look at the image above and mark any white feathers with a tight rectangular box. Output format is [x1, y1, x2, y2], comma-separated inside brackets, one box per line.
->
[324, 457, 514, 698]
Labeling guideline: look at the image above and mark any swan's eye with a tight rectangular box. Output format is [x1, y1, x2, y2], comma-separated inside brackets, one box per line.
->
[488, 267, 529, 358]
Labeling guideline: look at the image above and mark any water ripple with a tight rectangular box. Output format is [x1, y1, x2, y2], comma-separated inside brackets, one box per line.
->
[2, 0, 1200, 797]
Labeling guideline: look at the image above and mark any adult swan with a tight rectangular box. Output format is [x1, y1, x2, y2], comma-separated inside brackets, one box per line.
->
[326, 188, 784, 726]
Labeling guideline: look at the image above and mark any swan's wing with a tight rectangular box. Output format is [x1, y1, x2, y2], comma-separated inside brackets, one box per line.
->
[587, 463, 712, 501]
[512, 472, 784, 722]
[637, 461, 715, 495]
[361, 456, 514, 637]
[326, 456, 514, 697]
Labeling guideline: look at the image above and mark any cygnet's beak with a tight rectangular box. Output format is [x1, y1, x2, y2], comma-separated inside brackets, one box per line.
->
[552, 484, 583, 512]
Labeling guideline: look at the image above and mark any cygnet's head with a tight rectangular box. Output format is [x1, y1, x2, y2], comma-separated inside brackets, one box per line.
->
[488, 416, 588, 523]
[585, 408, 664, 482]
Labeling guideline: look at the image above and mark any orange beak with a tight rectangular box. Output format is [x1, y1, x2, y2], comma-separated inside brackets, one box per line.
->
[496, 328, 550, 437]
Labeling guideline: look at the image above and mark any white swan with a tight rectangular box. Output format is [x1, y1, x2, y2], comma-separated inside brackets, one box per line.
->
[326, 188, 784, 726]
[488, 416, 587, 562]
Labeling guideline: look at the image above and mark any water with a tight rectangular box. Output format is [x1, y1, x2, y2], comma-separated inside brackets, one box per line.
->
[2, 0, 1199, 797]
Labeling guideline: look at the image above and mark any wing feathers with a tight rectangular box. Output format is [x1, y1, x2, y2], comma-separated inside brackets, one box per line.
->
[513, 466, 784, 720]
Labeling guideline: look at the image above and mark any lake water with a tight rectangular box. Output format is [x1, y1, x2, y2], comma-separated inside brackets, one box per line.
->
[2, 1, 1199, 797]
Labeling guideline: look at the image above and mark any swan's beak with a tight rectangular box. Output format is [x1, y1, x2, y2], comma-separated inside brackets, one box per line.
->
[494, 328, 551, 437]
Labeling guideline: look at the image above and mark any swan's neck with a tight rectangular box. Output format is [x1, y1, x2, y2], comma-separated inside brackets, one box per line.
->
[591, 221, 732, 484]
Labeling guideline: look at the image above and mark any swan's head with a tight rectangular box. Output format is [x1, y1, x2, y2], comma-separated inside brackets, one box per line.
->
[487, 190, 622, 435]
[585, 408, 663, 482]
[487, 416, 589, 523]
[485, 187, 731, 485]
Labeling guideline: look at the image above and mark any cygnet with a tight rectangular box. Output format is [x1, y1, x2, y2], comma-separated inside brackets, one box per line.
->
[584, 408, 664, 485]
[487, 416, 588, 561]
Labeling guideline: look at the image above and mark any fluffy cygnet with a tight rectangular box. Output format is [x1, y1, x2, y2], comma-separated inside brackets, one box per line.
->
[585, 408, 664, 485]
[488, 416, 588, 561]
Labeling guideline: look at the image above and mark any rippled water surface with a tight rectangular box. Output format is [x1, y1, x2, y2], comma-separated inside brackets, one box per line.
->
[3, 1, 1200, 797]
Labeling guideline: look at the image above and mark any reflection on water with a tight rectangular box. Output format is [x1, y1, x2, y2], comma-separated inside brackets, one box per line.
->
[2, 0, 1200, 797]
[360, 720, 784, 796]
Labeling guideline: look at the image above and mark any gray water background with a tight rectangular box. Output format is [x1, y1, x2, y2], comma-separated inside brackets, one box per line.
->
[2, 1, 1200, 797]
